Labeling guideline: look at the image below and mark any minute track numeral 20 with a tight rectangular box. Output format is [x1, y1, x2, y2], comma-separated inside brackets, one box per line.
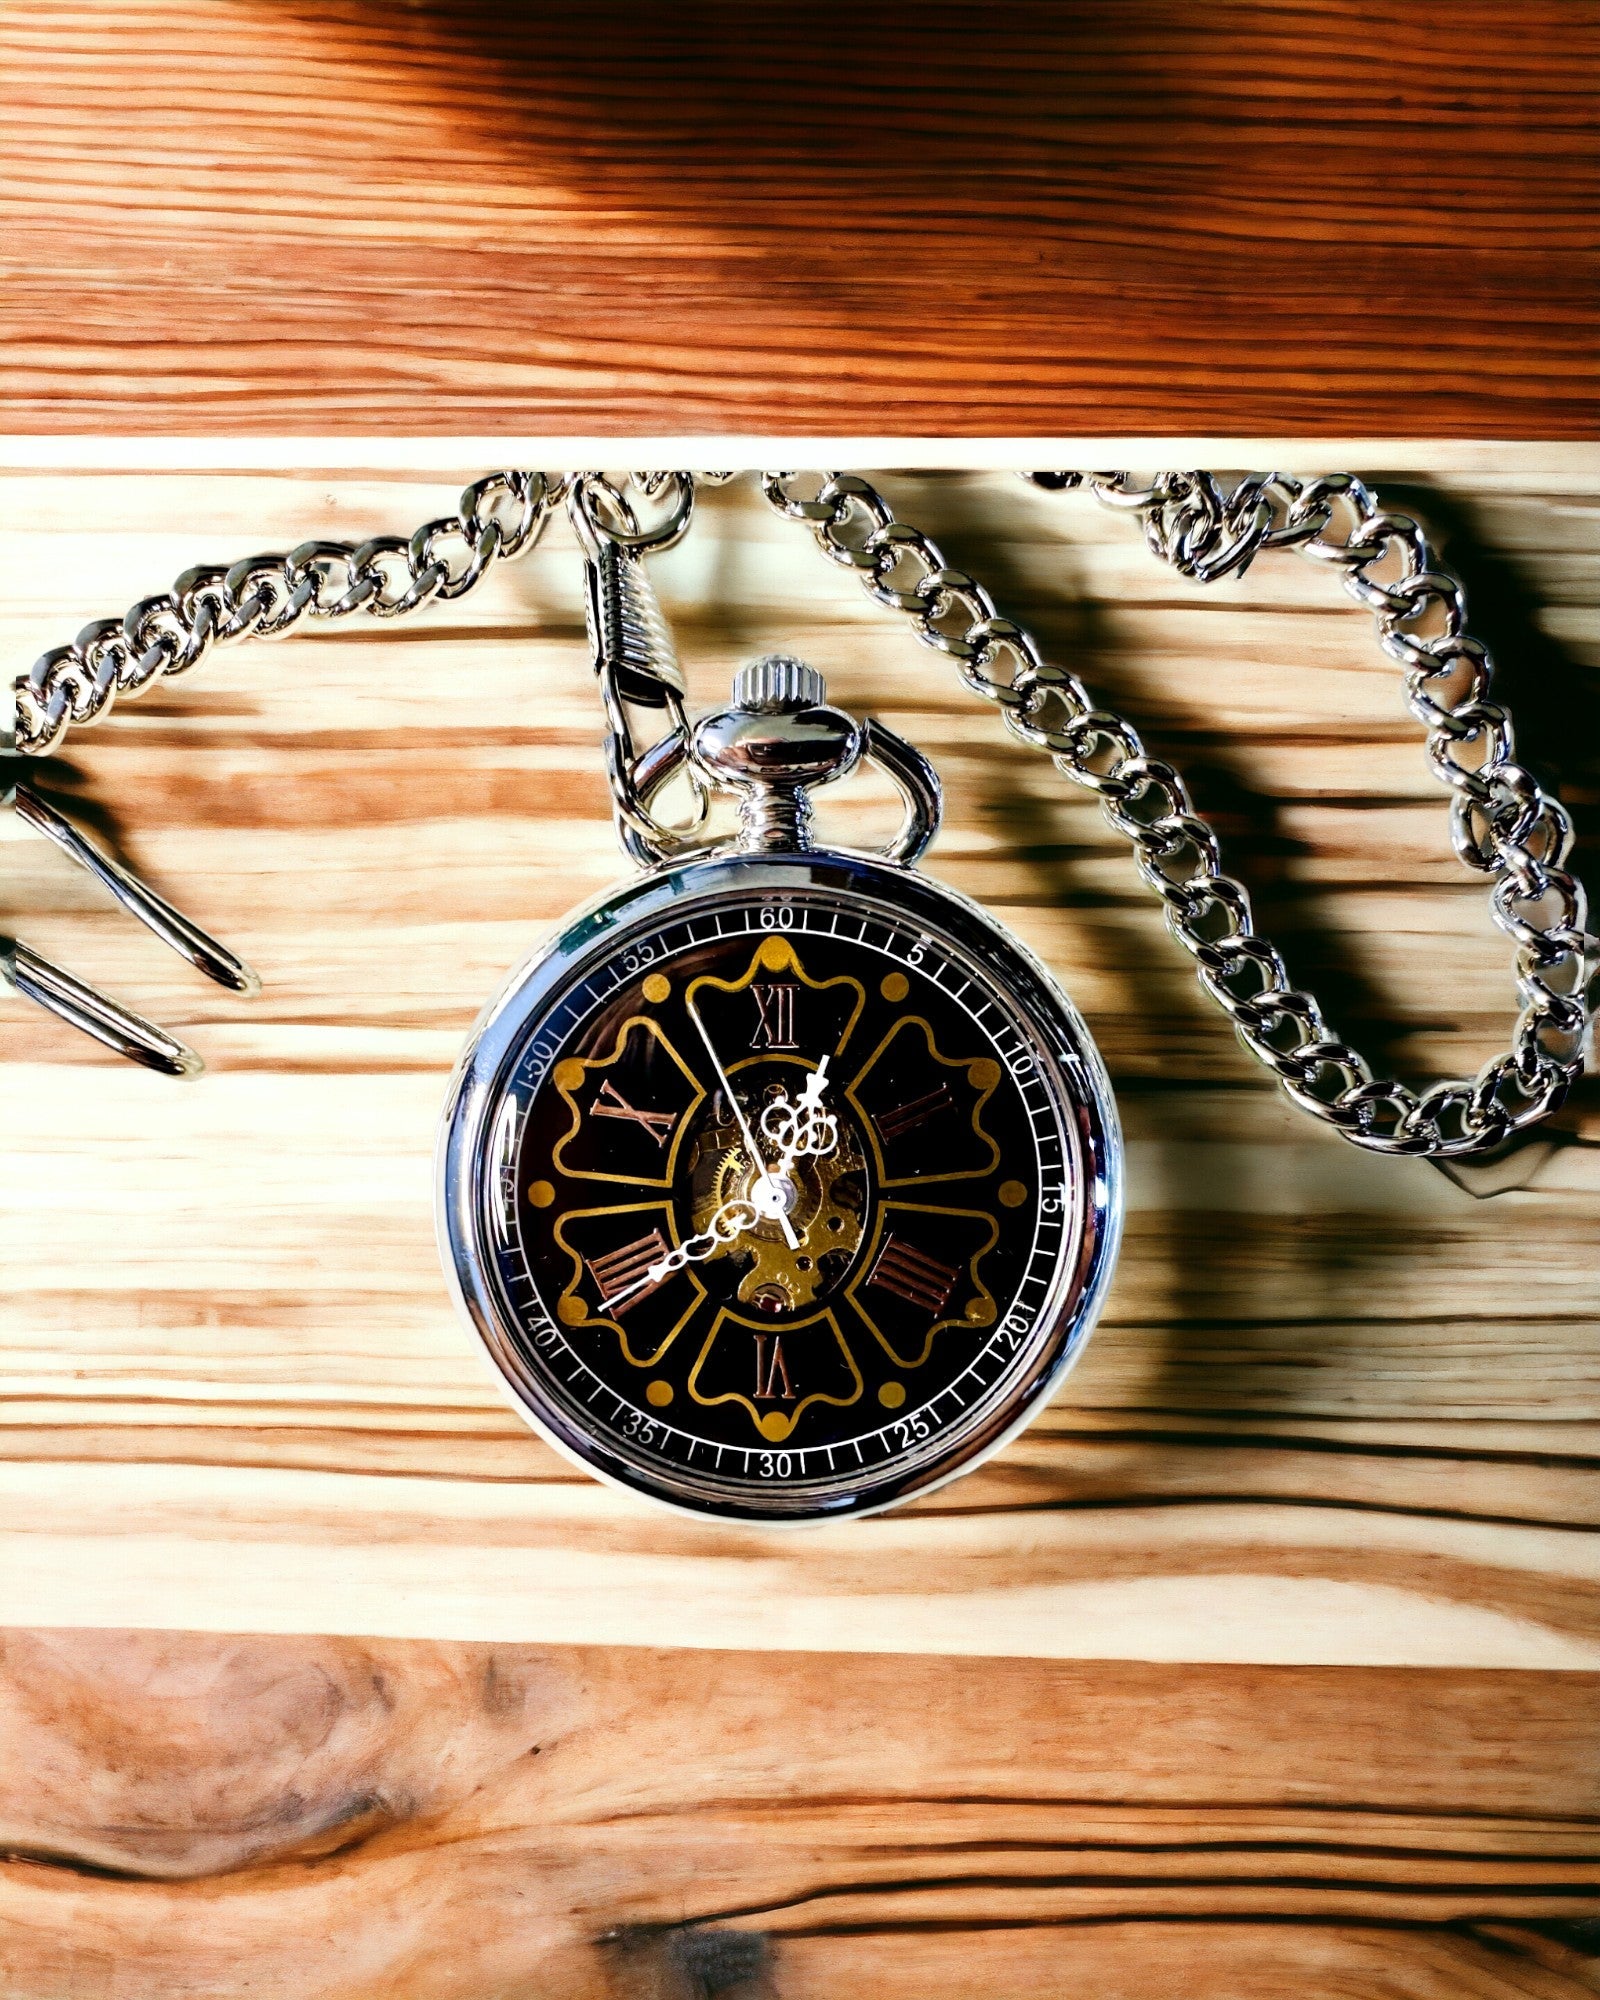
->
[866, 1235, 960, 1314]
[586, 1230, 672, 1314]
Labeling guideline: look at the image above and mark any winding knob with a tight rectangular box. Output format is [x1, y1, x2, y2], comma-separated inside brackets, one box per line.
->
[734, 655, 827, 715]
[690, 656, 866, 853]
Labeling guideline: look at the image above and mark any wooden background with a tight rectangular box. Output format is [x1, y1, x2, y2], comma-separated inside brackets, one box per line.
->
[3, 455, 1599, 1996]
[1, 1, 1597, 435]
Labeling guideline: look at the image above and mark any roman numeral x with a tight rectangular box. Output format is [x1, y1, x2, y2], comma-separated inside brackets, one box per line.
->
[591, 1079, 677, 1145]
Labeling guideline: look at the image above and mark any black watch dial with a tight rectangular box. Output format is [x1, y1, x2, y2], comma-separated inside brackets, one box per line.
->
[464, 878, 1113, 1520]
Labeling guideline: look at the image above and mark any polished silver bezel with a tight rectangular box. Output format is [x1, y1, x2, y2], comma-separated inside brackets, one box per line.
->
[436, 847, 1121, 1524]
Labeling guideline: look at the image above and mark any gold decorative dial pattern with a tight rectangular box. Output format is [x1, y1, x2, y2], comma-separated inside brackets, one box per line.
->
[492, 895, 1082, 1490]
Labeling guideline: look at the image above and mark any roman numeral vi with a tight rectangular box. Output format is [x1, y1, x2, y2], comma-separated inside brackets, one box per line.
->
[753, 1334, 796, 1401]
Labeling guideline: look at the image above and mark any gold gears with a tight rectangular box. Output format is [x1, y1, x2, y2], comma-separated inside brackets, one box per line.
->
[689, 1085, 865, 1311]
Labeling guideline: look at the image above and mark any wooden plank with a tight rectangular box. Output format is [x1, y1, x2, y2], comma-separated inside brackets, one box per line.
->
[3, 454, 1598, 1670]
[4, 454, 1599, 1997]
[1, 4, 1596, 433]
[0, 1638, 1595, 1998]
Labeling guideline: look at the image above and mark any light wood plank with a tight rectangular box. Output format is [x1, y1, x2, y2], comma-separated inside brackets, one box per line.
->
[5, 454, 1599, 1997]
[3, 458, 1599, 1670]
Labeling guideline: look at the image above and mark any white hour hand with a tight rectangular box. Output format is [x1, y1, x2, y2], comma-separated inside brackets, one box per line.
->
[602, 1196, 759, 1310]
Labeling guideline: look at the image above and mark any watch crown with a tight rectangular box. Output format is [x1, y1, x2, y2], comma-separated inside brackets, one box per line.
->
[734, 654, 827, 715]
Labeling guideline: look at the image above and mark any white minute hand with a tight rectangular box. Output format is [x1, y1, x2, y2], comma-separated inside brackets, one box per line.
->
[686, 998, 801, 1250]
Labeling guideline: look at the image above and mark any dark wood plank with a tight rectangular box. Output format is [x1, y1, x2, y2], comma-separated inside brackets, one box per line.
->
[1, 2, 1596, 433]
[0, 1636, 1595, 1998]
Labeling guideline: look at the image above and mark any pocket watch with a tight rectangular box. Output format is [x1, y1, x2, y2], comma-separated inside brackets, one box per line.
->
[437, 648, 1121, 1520]
[10, 469, 1594, 1524]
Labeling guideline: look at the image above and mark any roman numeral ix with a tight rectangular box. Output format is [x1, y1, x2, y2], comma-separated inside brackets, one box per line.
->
[866, 1235, 959, 1315]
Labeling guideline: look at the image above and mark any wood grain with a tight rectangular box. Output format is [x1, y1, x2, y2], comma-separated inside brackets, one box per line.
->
[1, 2, 1597, 435]
[0, 1635, 1597, 1999]
[3, 455, 1599, 1994]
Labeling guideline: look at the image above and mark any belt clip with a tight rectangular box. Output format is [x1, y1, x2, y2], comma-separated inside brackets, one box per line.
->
[2, 765, 257, 1078]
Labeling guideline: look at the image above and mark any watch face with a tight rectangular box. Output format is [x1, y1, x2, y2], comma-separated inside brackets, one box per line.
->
[439, 852, 1119, 1521]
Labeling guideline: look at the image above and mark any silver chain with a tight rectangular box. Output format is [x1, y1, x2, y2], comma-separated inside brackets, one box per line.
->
[760, 470, 1595, 1159]
[11, 465, 1592, 1159]
[10, 470, 564, 757]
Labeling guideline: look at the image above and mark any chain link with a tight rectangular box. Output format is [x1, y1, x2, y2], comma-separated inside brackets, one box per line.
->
[761, 470, 1595, 1159]
[11, 470, 565, 757]
[13, 463, 1591, 1158]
